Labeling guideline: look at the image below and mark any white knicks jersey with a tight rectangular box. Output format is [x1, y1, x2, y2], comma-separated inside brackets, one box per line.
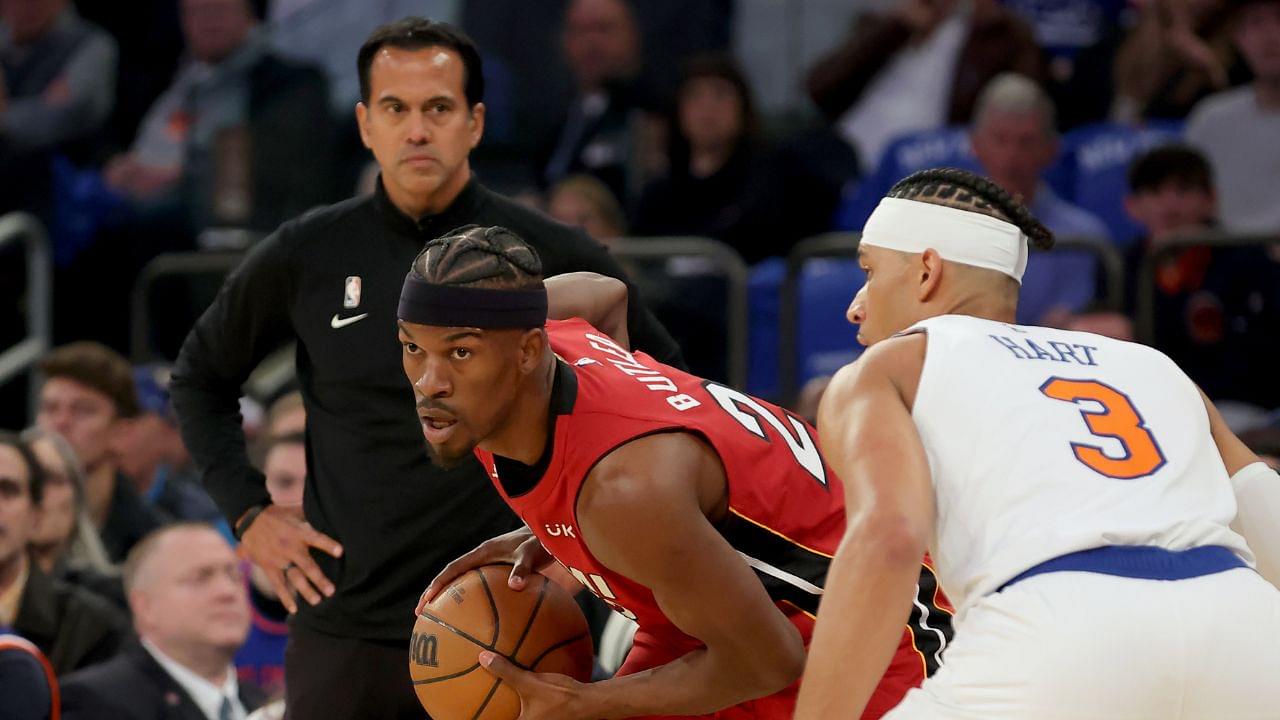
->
[906, 315, 1253, 623]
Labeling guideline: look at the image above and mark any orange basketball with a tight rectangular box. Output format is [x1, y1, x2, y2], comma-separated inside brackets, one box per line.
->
[409, 564, 595, 720]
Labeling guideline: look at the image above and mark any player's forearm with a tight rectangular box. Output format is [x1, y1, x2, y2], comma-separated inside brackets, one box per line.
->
[796, 520, 923, 720]
[575, 640, 802, 719]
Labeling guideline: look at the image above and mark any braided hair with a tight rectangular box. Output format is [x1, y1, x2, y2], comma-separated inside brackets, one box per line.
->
[410, 225, 544, 290]
[887, 168, 1055, 251]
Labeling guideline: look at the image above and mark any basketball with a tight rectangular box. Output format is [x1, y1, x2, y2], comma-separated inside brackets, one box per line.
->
[409, 564, 595, 720]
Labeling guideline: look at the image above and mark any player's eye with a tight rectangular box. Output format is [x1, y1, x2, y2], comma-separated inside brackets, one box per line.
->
[451, 348, 472, 360]
[403, 342, 421, 355]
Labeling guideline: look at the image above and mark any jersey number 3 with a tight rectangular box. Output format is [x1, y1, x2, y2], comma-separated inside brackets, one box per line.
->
[1040, 377, 1167, 480]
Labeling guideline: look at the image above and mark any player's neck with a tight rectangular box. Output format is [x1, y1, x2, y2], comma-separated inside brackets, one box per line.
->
[943, 292, 1017, 324]
[486, 355, 557, 466]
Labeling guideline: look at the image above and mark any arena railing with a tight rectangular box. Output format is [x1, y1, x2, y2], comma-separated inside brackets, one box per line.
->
[610, 237, 750, 391]
[130, 251, 246, 364]
[778, 233, 1125, 405]
[129, 238, 751, 395]
[130, 249, 300, 402]
[0, 213, 52, 416]
[1135, 232, 1280, 345]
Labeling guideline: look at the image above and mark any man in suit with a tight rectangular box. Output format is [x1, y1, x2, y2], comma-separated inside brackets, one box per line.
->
[60, 523, 266, 719]
[0, 432, 127, 676]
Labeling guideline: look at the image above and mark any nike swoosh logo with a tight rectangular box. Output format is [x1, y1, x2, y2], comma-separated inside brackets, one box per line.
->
[330, 313, 369, 329]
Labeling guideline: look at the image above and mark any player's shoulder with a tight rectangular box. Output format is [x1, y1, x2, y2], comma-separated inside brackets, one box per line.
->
[827, 331, 927, 403]
[581, 432, 719, 521]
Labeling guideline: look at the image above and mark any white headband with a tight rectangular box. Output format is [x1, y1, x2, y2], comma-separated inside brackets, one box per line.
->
[860, 197, 1030, 283]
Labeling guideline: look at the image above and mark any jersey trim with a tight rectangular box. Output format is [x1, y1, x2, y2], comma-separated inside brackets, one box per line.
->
[905, 561, 952, 676]
[719, 509, 833, 616]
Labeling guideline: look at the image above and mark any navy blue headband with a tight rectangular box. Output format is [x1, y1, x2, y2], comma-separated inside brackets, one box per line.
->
[397, 273, 548, 328]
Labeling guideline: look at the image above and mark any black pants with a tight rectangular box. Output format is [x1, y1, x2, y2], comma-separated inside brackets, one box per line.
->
[285, 623, 426, 719]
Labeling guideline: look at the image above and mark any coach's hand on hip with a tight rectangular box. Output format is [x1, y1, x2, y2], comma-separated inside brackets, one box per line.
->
[238, 504, 344, 613]
[417, 526, 558, 614]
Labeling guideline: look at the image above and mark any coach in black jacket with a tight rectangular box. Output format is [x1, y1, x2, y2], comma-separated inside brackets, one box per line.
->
[170, 18, 681, 720]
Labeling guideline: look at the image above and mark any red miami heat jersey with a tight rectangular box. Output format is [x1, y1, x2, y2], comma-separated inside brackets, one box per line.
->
[475, 319, 952, 719]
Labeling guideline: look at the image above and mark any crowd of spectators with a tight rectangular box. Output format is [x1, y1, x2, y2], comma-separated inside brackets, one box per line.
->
[1, 0, 1278, 716]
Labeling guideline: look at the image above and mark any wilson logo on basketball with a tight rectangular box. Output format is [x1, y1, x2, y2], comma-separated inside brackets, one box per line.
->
[410, 631, 439, 667]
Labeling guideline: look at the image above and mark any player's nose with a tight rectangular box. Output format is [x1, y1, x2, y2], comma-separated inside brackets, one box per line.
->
[414, 358, 451, 397]
[847, 288, 867, 325]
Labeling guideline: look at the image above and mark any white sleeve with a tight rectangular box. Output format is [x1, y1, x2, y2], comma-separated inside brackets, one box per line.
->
[1230, 461, 1280, 588]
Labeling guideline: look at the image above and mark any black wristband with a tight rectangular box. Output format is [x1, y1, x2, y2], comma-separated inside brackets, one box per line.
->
[234, 504, 269, 541]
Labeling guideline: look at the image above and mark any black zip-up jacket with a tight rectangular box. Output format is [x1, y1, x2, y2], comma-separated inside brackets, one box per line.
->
[170, 178, 682, 640]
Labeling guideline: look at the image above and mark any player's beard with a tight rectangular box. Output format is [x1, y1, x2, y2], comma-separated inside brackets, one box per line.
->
[424, 435, 475, 470]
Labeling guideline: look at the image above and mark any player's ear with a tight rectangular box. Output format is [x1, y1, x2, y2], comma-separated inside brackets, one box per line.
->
[918, 248, 944, 302]
[517, 328, 546, 375]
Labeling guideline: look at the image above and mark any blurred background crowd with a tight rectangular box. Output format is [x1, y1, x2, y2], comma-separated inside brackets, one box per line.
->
[1, 0, 1278, 717]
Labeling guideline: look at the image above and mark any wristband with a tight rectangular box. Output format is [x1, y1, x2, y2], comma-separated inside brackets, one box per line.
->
[234, 504, 269, 541]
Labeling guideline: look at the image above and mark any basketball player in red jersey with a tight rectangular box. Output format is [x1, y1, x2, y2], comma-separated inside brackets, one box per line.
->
[398, 226, 952, 719]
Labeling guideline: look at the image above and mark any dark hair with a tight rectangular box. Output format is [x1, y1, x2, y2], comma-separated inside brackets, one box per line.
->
[887, 167, 1055, 250]
[670, 53, 758, 173]
[357, 17, 484, 106]
[1128, 144, 1214, 195]
[0, 432, 44, 506]
[410, 225, 544, 289]
[39, 342, 139, 418]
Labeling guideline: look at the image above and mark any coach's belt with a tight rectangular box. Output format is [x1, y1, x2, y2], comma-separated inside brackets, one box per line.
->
[997, 544, 1247, 592]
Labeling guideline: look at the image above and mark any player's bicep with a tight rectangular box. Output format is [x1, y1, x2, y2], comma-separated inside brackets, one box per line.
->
[819, 340, 934, 543]
[545, 272, 630, 346]
[580, 442, 803, 667]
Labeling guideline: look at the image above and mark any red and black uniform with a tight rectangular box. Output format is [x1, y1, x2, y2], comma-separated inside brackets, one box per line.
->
[477, 319, 952, 719]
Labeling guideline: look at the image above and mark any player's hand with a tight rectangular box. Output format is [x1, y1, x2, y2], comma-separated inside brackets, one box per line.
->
[417, 526, 553, 614]
[479, 651, 589, 720]
[237, 504, 343, 614]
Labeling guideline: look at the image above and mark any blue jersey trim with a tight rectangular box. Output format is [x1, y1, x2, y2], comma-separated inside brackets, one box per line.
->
[998, 545, 1247, 592]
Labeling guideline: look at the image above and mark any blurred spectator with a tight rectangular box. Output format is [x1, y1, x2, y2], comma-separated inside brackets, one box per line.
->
[1239, 426, 1280, 468]
[235, 421, 304, 697]
[0, 0, 118, 218]
[266, 0, 457, 115]
[1122, 145, 1280, 407]
[19, 427, 122, 607]
[0, 633, 58, 720]
[261, 432, 304, 511]
[101, 0, 334, 234]
[635, 54, 791, 265]
[540, 0, 663, 200]
[0, 432, 128, 676]
[72, 0, 183, 156]
[1185, 0, 1280, 235]
[57, 0, 336, 352]
[547, 173, 627, 246]
[806, 0, 1042, 172]
[1109, 0, 1246, 123]
[115, 365, 227, 536]
[61, 523, 267, 720]
[1003, 0, 1129, 85]
[36, 342, 166, 563]
[968, 73, 1110, 325]
[464, 0, 728, 191]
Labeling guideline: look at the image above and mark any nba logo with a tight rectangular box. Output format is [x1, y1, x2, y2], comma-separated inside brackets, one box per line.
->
[343, 276, 361, 309]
